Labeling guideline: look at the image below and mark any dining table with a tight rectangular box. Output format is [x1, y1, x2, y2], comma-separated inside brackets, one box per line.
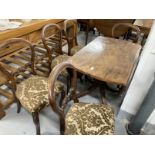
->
[68, 36, 142, 100]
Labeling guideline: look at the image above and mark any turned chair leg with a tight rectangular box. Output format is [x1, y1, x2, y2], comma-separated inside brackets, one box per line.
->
[32, 112, 40, 135]
[59, 90, 66, 108]
[66, 75, 70, 94]
[16, 99, 21, 113]
[60, 117, 65, 135]
[11, 85, 21, 113]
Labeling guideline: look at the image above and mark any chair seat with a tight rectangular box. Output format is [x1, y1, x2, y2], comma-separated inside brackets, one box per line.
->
[51, 54, 70, 76]
[16, 76, 64, 113]
[70, 45, 84, 56]
[65, 102, 115, 135]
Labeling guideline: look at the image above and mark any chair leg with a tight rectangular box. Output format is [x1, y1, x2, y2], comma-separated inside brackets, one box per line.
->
[60, 117, 65, 135]
[59, 90, 66, 109]
[66, 75, 70, 94]
[16, 98, 21, 113]
[32, 112, 40, 135]
[12, 89, 21, 113]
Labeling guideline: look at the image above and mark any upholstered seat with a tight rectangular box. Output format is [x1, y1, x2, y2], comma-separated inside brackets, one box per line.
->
[65, 102, 115, 135]
[48, 61, 115, 135]
[16, 76, 64, 113]
[51, 54, 70, 76]
[70, 45, 84, 56]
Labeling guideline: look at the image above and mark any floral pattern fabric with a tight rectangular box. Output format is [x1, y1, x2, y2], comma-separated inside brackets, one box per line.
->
[65, 102, 115, 135]
[16, 76, 64, 113]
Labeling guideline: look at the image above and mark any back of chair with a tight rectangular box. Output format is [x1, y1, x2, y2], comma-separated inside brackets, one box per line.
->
[41, 23, 63, 64]
[93, 19, 135, 37]
[48, 61, 78, 129]
[112, 23, 141, 43]
[64, 19, 78, 49]
[0, 38, 35, 74]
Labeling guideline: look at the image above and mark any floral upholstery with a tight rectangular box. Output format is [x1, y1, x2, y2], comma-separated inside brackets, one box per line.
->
[51, 54, 70, 76]
[16, 76, 64, 113]
[70, 45, 84, 56]
[65, 102, 115, 135]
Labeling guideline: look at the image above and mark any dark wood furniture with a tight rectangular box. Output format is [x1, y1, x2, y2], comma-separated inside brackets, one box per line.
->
[69, 36, 141, 94]
[48, 62, 115, 135]
[0, 38, 65, 134]
[41, 23, 63, 69]
[112, 23, 141, 43]
[41, 23, 70, 91]
[0, 38, 36, 119]
[64, 19, 84, 56]
[0, 20, 65, 119]
[83, 19, 135, 44]
[93, 19, 135, 37]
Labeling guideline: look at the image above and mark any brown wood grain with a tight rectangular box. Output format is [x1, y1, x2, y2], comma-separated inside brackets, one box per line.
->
[93, 19, 135, 37]
[0, 19, 64, 58]
[0, 20, 65, 119]
[0, 19, 64, 42]
[69, 36, 141, 86]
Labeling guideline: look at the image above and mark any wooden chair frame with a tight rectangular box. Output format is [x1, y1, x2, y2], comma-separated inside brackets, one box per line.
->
[48, 61, 109, 134]
[64, 19, 78, 56]
[48, 62, 79, 134]
[0, 38, 45, 134]
[41, 23, 63, 68]
[112, 23, 141, 43]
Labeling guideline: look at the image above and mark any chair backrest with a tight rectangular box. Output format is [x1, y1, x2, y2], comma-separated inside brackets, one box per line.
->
[64, 19, 78, 49]
[93, 19, 135, 37]
[0, 38, 35, 74]
[41, 23, 63, 64]
[48, 61, 77, 116]
[112, 23, 141, 43]
[48, 61, 112, 134]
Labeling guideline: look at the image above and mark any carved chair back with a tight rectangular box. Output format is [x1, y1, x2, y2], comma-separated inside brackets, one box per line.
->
[0, 38, 35, 74]
[48, 61, 78, 133]
[64, 19, 78, 52]
[0, 38, 36, 90]
[93, 19, 135, 37]
[41, 23, 62, 65]
[112, 23, 141, 43]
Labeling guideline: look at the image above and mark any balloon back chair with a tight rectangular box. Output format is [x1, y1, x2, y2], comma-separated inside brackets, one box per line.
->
[64, 19, 84, 56]
[41, 23, 70, 73]
[112, 23, 141, 43]
[48, 61, 115, 135]
[0, 38, 65, 135]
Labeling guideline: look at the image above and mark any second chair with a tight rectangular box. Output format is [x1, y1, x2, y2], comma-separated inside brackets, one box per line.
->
[0, 38, 65, 135]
